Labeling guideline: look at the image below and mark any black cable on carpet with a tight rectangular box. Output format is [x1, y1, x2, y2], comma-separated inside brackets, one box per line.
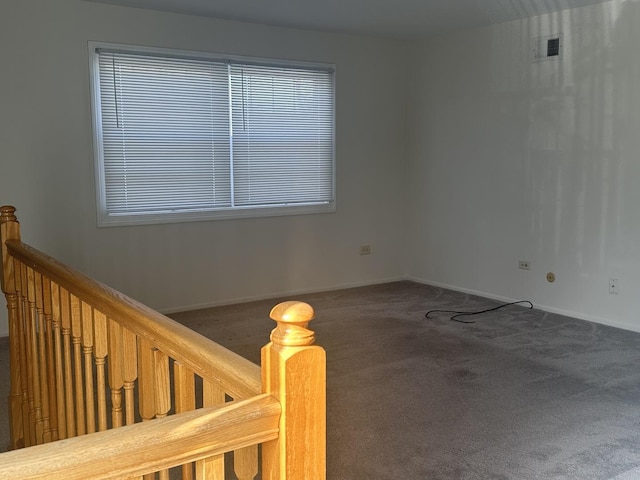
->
[425, 300, 534, 324]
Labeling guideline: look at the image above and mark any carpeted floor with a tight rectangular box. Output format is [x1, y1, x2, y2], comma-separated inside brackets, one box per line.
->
[3, 281, 640, 479]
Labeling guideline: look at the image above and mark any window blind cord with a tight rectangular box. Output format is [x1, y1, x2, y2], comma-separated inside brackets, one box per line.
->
[112, 56, 120, 129]
[425, 300, 534, 324]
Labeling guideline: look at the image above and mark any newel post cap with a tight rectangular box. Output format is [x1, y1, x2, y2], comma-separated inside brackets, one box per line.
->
[0, 206, 17, 224]
[269, 301, 316, 347]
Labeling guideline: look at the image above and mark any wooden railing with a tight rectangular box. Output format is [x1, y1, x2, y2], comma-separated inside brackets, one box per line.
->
[0, 205, 326, 479]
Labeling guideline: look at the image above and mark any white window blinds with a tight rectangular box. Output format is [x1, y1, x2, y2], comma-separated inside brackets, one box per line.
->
[229, 64, 334, 207]
[91, 44, 335, 226]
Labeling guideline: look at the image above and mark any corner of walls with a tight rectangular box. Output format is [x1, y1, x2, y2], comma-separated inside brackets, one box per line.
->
[405, 0, 640, 332]
[408, 275, 640, 335]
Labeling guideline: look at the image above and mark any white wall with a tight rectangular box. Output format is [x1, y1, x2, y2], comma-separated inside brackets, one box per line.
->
[0, 0, 409, 335]
[5, 0, 640, 337]
[407, 0, 640, 331]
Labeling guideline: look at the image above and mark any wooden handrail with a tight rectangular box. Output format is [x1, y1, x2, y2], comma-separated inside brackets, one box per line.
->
[0, 394, 280, 480]
[1, 205, 327, 479]
[5, 238, 260, 399]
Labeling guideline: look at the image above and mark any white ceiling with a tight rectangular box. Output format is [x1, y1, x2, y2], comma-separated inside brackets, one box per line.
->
[85, 0, 612, 39]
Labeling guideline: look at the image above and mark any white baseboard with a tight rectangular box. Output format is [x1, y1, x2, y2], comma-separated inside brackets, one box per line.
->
[0, 276, 407, 338]
[2, 275, 635, 337]
[159, 276, 408, 314]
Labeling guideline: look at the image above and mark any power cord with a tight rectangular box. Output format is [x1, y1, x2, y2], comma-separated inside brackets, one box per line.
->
[425, 300, 534, 324]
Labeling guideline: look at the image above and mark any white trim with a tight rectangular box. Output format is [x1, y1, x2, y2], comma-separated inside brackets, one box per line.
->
[90, 41, 335, 73]
[88, 41, 336, 227]
[88, 43, 107, 226]
[97, 201, 336, 227]
[159, 276, 407, 315]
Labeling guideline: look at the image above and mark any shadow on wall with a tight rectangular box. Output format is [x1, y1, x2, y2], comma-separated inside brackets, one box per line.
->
[489, 0, 640, 280]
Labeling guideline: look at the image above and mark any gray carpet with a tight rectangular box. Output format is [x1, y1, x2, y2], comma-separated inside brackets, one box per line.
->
[3, 281, 640, 479]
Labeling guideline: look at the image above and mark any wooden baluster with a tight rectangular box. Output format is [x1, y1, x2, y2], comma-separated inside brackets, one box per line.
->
[35, 273, 52, 440]
[81, 301, 96, 434]
[227, 378, 258, 480]
[41, 277, 58, 441]
[59, 287, 76, 437]
[138, 337, 156, 480]
[20, 264, 34, 445]
[25, 266, 44, 444]
[4, 288, 22, 449]
[0, 205, 24, 449]
[195, 378, 226, 480]
[70, 294, 86, 435]
[175, 362, 196, 480]
[122, 326, 138, 426]
[16, 262, 31, 447]
[50, 281, 67, 439]
[154, 349, 170, 420]
[107, 319, 124, 428]
[154, 349, 171, 480]
[34, 271, 52, 443]
[261, 301, 326, 480]
[137, 337, 155, 423]
[94, 310, 109, 431]
[235, 446, 259, 480]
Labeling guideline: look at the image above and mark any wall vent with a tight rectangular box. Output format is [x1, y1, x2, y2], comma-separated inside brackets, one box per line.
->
[546, 37, 560, 57]
[532, 34, 562, 61]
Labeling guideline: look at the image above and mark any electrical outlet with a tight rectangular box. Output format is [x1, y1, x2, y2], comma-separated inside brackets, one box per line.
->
[518, 260, 531, 270]
[609, 278, 618, 295]
[359, 245, 371, 255]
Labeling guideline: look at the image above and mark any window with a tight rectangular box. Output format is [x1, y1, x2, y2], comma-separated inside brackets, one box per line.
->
[89, 43, 335, 226]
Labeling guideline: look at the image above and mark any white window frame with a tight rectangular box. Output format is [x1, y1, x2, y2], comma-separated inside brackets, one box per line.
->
[88, 42, 336, 227]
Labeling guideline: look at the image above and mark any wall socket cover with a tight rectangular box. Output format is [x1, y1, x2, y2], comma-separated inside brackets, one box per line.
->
[518, 260, 531, 270]
[359, 245, 371, 255]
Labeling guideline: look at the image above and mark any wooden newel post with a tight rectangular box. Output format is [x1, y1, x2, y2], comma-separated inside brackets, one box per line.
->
[261, 301, 326, 480]
[0, 205, 24, 450]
